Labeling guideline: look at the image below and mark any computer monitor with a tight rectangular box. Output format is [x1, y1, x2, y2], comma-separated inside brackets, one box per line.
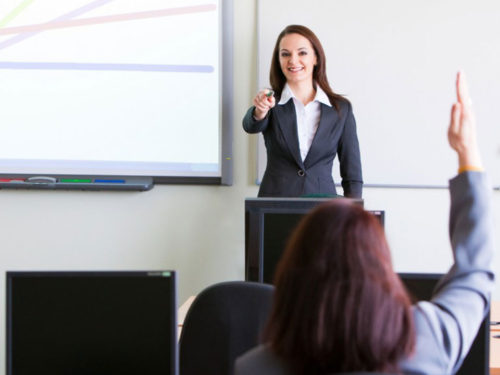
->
[245, 197, 384, 283]
[6, 271, 178, 375]
[399, 273, 489, 375]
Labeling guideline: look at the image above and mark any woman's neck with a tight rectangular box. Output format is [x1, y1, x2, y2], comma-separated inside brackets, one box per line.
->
[288, 81, 316, 106]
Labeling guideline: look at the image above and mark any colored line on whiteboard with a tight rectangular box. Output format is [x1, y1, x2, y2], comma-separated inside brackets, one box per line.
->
[0, 0, 35, 28]
[0, 62, 214, 73]
[0, 0, 114, 51]
[0, 4, 216, 36]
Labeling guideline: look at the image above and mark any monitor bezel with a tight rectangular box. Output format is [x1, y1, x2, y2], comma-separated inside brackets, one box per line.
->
[244, 197, 385, 283]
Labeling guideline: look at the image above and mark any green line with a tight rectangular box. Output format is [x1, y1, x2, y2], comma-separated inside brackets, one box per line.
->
[0, 0, 35, 28]
[60, 178, 92, 183]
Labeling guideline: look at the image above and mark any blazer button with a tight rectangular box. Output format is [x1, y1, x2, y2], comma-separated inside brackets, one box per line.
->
[297, 169, 305, 177]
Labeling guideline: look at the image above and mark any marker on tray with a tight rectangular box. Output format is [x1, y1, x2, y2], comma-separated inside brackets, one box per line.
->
[94, 179, 125, 184]
[0, 178, 25, 183]
[59, 178, 92, 183]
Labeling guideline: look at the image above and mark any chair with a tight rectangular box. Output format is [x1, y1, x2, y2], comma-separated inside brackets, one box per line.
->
[179, 281, 274, 375]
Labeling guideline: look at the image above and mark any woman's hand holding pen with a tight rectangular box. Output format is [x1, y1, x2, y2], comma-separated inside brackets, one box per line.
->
[448, 71, 483, 170]
[253, 89, 276, 121]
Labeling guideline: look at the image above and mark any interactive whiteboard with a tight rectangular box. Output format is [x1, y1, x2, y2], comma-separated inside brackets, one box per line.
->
[0, 0, 232, 185]
[257, 0, 500, 188]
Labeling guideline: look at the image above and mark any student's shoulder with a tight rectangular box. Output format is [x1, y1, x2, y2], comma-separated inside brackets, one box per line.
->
[235, 344, 289, 375]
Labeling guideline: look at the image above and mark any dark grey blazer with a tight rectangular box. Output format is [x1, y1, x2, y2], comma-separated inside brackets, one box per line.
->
[243, 99, 363, 198]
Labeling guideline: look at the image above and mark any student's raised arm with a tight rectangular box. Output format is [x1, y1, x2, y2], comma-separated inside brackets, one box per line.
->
[403, 71, 495, 375]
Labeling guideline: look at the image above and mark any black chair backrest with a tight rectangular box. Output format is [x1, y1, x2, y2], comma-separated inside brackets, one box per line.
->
[179, 281, 274, 375]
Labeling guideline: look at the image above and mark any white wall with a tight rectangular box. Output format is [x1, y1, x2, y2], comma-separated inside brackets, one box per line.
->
[0, 1, 498, 372]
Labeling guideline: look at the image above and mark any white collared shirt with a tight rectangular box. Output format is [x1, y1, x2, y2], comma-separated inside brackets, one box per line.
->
[278, 83, 332, 161]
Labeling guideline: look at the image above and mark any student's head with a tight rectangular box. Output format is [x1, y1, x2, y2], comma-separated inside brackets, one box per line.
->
[270, 25, 345, 111]
[263, 200, 415, 374]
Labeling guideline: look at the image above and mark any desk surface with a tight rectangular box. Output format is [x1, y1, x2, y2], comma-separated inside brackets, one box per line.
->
[491, 301, 500, 374]
[178, 297, 500, 371]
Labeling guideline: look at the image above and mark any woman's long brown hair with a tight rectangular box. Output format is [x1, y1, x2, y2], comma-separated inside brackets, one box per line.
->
[263, 200, 415, 374]
[269, 25, 347, 112]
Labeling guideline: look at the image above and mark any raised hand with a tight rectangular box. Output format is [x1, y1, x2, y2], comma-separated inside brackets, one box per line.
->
[448, 71, 483, 170]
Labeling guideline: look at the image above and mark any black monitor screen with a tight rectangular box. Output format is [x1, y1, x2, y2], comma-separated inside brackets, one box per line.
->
[262, 213, 305, 283]
[399, 273, 489, 375]
[7, 271, 177, 375]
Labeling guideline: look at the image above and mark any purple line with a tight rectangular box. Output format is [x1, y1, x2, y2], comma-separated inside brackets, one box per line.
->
[0, 0, 114, 51]
[0, 61, 214, 73]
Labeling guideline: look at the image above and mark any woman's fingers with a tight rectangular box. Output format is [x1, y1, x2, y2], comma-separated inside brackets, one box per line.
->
[257, 90, 275, 106]
[253, 90, 275, 117]
[457, 71, 473, 115]
[267, 95, 276, 108]
[456, 71, 468, 103]
[448, 103, 462, 151]
[449, 71, 482, 169]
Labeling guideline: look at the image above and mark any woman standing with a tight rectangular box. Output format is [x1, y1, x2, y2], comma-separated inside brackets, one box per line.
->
[243, 25, 362, 198]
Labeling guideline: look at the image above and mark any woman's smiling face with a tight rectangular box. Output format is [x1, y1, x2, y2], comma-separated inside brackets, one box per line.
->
[279, 33, 317, 85]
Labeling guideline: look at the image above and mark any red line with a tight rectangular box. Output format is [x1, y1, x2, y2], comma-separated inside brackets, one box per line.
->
[0, 4, 216, 36]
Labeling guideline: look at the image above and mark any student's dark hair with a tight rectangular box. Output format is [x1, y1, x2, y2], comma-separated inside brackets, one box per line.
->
[269, 24, 347, 112]
[263, 200, 415, 374]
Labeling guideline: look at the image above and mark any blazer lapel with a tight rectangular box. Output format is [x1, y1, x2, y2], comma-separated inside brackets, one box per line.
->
[274, 100, 303, 168]
[304, 103, 338, 167]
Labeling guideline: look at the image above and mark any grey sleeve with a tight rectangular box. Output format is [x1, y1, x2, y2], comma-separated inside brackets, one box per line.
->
[235, 345, 289, 375]
[416, 171, 495, 373]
